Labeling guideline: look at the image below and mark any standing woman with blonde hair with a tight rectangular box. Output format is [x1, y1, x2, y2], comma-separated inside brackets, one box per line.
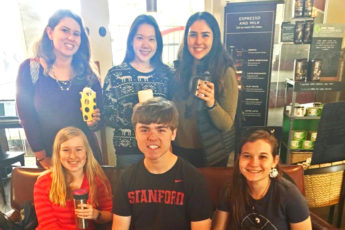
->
[16, 9, 103, 169]
[34, 127, 112, 230]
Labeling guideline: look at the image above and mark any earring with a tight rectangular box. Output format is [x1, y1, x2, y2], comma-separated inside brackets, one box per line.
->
[269, 167, 278, 178]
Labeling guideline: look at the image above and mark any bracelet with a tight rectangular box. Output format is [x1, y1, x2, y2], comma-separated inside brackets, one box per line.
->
[37, 157, 46, 162]
[207, 101, 217, 110]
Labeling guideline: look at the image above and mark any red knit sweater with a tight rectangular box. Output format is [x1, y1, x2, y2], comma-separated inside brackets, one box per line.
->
[34, 172, 112, 230]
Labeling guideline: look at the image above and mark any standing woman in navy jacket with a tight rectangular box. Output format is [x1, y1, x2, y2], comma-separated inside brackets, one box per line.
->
[16, 9, 103, 168]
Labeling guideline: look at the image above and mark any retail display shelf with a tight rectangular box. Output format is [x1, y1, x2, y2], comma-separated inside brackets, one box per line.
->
[282, 141, 314, 151]
[284, 113, 320, 120]
[286, 79, 343, 92]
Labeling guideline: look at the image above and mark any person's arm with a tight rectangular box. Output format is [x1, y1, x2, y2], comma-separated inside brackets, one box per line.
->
[285, 180, 312, 230]
[102, 69, 120, 128]
[87, 75, 103, 130]
[187, 171, 213, 228]
[75, 204, 112, 224]
[112, 214, 131, 230]
[207, 67, 238, 131]
[33, 173, 60, 229]
[191, 218, 211, 230]
[35, 150, 52, 169]
[166, 66, 175, 100]
[16, 60, 47, 162]
[290, 216, 312, 230]
[112, 172, 133, 229]
[95, 177, 113, 224]
[211, 210, 229, 230]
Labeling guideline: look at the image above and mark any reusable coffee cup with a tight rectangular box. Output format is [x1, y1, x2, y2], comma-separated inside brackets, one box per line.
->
[302, 140, 314, 150]
[290, 140, 302, 149]
[294, 106, 305, 117]
[80, 87, 96, 122]
[73, 189, 89, 229]
[292, 130, 306, 140]
[309, 131, 317, 141]
[306, 107, 321, 116]
[138, 89, 153, 103]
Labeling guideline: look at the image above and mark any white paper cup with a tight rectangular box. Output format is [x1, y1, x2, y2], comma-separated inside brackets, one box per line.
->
[138, 89, 153, 103]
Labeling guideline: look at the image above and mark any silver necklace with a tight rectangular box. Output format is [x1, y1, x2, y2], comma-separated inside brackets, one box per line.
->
[51, 68, 72, 91]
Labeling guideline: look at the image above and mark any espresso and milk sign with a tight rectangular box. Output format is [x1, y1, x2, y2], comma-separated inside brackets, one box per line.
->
[225, 2, 277, 126]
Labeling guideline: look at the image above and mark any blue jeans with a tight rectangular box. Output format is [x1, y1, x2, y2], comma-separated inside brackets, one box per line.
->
[116, 154, 144, 169]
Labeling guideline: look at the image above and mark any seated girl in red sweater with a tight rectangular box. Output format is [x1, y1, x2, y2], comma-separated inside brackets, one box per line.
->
[34, 127, 112, 230]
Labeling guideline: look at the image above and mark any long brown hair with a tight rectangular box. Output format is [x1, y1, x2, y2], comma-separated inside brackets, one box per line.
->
[227, 129, 282, 229]
[49, 127, 110, 206]
[174, 12, 235, 99]
[123, 14, 164, 68]
[35, 9, 97, 84]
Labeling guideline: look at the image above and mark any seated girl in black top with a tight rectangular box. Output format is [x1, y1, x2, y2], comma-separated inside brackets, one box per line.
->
[212, 129, 312, 230]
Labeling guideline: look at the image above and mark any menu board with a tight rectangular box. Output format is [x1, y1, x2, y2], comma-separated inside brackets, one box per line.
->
[224, 2, 277, 126]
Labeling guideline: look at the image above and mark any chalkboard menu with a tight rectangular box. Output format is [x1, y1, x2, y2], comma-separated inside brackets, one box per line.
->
[224, 2, 277, 126]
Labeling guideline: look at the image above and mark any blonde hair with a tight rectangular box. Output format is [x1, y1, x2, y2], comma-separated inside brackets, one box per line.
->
[49, 126, 110, 206]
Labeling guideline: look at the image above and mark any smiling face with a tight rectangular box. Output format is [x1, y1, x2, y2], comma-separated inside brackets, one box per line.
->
[132, 23, 157, 65]
[239, 139, 279, 186]
[47, 17, 81, 60]
[187, 20, 213, 60]
[135, 123, 176, 162]
[59, 136, 86, 175]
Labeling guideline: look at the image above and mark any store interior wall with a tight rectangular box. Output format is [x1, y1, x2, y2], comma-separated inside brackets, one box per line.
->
[80, 0, 115, 165]
[324, 0, 345, 24]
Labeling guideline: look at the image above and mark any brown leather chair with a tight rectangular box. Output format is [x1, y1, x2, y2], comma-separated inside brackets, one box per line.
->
[9, 165, 339, 230]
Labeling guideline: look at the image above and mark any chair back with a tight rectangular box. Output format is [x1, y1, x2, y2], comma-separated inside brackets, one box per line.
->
[11, 165, 305, 211]
[304, 161, 345, 208]
[11, 167, 44, 210]
[199, 165, 305, 209]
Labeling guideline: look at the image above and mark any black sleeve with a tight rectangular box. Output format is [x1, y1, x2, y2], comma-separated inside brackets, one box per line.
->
[90, 74, 103, 130]
[285, 182, 310, 223]
[16, 59, 45, 152]
[166, 67, 175, 100]
[112, 172, 131, 216]
[187, 170, 213, 221]
[217, 187, 230, 212]
[102, 69, 119, 128]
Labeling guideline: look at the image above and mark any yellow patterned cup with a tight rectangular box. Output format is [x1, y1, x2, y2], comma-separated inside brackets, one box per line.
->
[80, 87, 96, 122]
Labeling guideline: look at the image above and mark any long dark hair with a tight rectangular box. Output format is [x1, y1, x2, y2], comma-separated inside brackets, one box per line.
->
[123, 14, 163, 68]
[228, 129, 282, 229]
[36, 9, 95, 83]
[175, 11, 235, 99]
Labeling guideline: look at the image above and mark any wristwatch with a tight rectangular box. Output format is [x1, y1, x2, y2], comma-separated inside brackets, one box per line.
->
[37, 157, 46, 162]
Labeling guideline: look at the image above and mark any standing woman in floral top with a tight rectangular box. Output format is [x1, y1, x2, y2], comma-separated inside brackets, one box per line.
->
[103, 14, 173, 168]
